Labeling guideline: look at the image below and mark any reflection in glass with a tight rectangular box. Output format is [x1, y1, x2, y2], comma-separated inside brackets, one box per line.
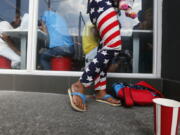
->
[0, 0, 29, 70]
[37, 0, 154, 73]
[39, 10, 74, 70]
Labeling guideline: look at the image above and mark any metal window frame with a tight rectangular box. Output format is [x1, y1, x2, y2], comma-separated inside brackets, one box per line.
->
[0, 0, 163, 79]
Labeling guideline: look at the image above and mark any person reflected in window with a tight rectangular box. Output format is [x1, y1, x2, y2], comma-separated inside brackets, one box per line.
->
[39, 10, 74, 70]
[12, 13, 29, 30]
[11, 13, 21, 29]
[134, 8, 153, 73]
[68, 0, 137, 112]
[0, 21, 21, 69]
[134, 8, 153, 30]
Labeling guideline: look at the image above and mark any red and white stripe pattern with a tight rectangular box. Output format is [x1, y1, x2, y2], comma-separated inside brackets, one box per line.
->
[97, 7, 122, 50]
[94, 74, 107, 90]
[154, 103, 180, 135]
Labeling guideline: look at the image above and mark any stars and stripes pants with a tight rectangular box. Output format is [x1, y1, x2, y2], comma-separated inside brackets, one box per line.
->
[80, 5, 122, 91]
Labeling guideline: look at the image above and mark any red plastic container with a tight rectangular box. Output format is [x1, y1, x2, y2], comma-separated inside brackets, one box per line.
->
[51, 57, 72, 71]
[0, 56, 11, 69]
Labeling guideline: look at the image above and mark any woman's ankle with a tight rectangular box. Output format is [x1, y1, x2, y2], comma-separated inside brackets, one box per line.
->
[71, 81, 85, 93]
[95, 90, 107, 97]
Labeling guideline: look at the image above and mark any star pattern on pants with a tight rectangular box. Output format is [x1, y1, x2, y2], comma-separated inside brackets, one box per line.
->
[95, 67, 100, 73]
[87, 76, 93, 81]
[100, 71, 105, 76]
[93, 58, 98, 64]
[95, 0, 102, 3]
[104, 59, 109, 64]
[102, 51, 108, 56]
[106, 1, 112, 6]
[86, 67, 90, 72]
[90, 8, 95, 14]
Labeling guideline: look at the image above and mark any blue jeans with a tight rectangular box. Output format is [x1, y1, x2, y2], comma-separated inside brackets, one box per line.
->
[40, 46, 74, 70]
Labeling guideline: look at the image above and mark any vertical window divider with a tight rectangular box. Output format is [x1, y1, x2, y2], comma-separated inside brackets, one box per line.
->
[31, 0, 39, 71]
[153, 0, 159, 77]
[26, 0, 34, 71]
[27, 0, 39, 71]
[156, 0, 163, 78]
[153, 0, 163, 78]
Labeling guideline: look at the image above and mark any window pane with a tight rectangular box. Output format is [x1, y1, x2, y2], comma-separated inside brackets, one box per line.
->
[36, 0, 153, 73]
[119, 0, 154, 73]
[0, 0, 29, 70]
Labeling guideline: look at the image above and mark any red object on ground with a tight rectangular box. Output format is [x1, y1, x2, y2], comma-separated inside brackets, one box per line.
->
[153, 98, 180, 135]
[51, 57, 72, 71]
[0, 56, 11, 69]
[116, 81, 164, 106]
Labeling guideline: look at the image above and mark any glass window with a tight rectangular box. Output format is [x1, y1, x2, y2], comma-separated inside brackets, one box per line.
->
[0, 0, 29, 70]
[36, 0, 154, 74]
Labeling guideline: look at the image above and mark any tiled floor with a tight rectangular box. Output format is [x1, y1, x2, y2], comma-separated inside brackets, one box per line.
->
[0, 91, 178, 135]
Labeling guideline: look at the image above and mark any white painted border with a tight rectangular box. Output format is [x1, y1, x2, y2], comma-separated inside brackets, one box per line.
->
[156, 0, 163, 78]
[31, 0, 39, 70]
[153, 0, 158, 76]
[26, 0, 34, 71]
[0, 0, 163, 79]
[0, 69, 159, 78]
[26, 0, 39, 70]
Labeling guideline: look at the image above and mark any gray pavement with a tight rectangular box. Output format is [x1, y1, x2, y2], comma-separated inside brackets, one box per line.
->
[0, 91, 156, 135]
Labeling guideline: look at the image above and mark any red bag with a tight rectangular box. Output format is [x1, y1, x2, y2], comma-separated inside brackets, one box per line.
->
[115, 81, 164, 107]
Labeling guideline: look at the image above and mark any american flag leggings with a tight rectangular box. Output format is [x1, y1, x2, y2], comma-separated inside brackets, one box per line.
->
[80, 7, 122, 91]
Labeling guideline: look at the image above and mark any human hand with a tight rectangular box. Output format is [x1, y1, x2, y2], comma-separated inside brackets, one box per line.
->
[39, 26, 44, 31]
[0, 33, 10, 42]
[119, 0, 129, 10]
[125, 10, 137, 19]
